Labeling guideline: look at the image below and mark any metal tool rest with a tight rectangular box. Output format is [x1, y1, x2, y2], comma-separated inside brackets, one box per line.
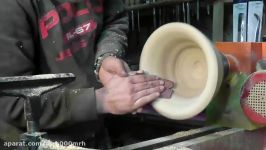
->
[0, 73, 75, 150]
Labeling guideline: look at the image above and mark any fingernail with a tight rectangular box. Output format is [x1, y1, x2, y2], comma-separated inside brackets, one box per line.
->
[155, 93, 160, 96]
[128, 72, 136, 76]
[121, 71, 127, 77]
[137, 70, 144, 74]
[154, 76, 160, 79]
[160, 89, 173, 99]
[137, 108, 143, 113]
[160, 80, 165, 85]
[160, 86, 165, 91]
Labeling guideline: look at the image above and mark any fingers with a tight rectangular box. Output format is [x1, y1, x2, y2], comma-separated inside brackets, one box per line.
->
[128, 73, 175, 87]
[164, 79, 175, 89]
[129, 74, 159, 83]
[128, 70, 144, 76]
[122, 60, 131, 73]
[132, 108, 143, 115]
[102, 57, 127, 76]
[99, 68, 114, 85]
[133, 80, 165, 92]
[160, 89, 174, 99]
[136, 70, 144, 74]
[133, 86, 164, 102]
[133, 92, 160, 110]
[130, 77, 164, 114]
[137, 108, 143, 113]
[130, 78, 175, 112]
[128, 72, 175, 87]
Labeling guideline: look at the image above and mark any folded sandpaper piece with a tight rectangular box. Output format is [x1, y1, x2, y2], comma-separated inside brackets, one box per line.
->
[160, 79, 175, 99]
[164, 79, 175, 89]
[160, 89, 173, 98]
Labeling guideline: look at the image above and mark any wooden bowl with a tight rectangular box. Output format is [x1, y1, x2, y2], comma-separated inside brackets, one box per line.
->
[140, 23, 224, 120]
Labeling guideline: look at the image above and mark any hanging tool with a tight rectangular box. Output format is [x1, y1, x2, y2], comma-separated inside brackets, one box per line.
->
[237, 13, 245, 42]
[207, 3, 211, 16]
[136, 0, 141, 33]
[254, 13, 262, 42]
[182, 2, 186, 23]
[158, 0, 163, 26]
[130, 0, 135, 31]
[196, 0, 200, 21]
[161, 1, 166, 25]
[152, 0, 157, 30]
[172, 4, 176, 23]
[159, 6, 162, 26]
[175, 4, 180, 22]
[186, 2, 191, 24]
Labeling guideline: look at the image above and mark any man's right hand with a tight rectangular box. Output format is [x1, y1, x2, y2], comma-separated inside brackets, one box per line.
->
[95, 73, 165, 114]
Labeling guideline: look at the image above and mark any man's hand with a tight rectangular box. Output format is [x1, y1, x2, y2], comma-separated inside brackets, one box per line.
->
[99, 56, 130, 85]
[95, 74, 166, 114]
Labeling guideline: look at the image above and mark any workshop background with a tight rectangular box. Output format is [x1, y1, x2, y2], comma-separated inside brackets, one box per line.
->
[125, 0, 235, 70]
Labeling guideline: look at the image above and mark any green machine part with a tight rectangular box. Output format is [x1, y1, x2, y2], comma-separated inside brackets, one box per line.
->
[206, 72, 264, 130]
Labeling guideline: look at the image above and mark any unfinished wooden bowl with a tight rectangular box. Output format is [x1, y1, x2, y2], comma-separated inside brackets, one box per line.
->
[140, 23, 224, 120]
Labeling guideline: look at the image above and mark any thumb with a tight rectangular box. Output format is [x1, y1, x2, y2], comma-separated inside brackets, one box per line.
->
[103, 57, 127, 76]
[122, 61, 131, 73]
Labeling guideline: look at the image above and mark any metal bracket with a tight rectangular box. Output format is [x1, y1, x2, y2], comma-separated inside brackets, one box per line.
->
[0, 73, 75, 150]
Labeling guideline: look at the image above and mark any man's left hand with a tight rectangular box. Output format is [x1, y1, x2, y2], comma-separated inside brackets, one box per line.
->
[99, 56, 131, 85]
